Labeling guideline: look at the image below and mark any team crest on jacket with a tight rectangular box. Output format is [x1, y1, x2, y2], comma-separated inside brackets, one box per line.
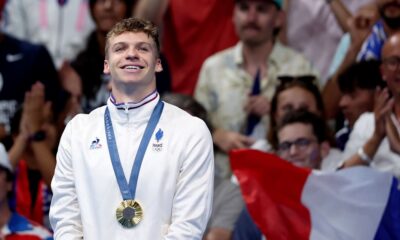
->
[152, 128, 163, 152]
[90, 137, 102, 149]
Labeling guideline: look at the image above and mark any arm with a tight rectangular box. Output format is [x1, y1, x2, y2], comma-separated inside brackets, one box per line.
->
[22, 82, 56, 187]
[322, 11, 375, 118]
[327, 0, 352, 33]
[134, 0, 169, 26]
[342, 88, 394, 168]
[49, 121, 83, 239]
[164, 120, 214, 239]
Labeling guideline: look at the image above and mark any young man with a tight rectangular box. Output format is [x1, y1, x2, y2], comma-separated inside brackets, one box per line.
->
[0, 143, 53, 240]
[49, 18, 214, 239]
[194, 0, 317, 179]
[233, 110, 331, 239]
[336, 60, 385, 149]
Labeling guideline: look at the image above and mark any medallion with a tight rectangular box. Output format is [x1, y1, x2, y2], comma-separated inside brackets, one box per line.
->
[116, 200, 143, 228]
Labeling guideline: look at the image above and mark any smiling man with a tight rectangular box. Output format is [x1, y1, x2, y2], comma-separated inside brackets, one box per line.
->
[49, 18, 214, 239]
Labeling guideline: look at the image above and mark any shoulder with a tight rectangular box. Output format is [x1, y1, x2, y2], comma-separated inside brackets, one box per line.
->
[201, 45, 237, 69]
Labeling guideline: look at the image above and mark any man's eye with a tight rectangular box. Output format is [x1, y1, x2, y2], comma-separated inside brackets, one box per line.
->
[138, 47, 149, 52]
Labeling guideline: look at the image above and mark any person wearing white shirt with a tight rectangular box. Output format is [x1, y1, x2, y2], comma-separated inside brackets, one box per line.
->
[49, 18, 214, 239]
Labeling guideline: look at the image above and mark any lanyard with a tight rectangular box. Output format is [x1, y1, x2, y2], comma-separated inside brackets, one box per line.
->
[104, 100, 164, 200]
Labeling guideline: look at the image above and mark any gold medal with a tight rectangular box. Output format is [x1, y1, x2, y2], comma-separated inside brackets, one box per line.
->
[116, 200, 143, 228]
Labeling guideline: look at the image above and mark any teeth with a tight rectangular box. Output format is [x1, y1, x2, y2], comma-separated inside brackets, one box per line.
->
[125, 66, 140, 69]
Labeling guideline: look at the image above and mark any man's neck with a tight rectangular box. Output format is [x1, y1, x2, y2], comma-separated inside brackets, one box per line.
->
[111, 84, 156, 104]
[242, 40, 274, 77]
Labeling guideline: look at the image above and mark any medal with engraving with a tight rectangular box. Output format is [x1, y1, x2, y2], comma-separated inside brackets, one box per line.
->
[105, 99, 164, 228]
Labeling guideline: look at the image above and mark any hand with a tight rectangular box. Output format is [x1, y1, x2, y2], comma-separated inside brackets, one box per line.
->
[373, 87, 394, 140]
[22, 82, 51, 134]
[244, 95, 270, 117]
[347, 4, 378, 49]
[385, 114, 400, 154]
[213, 128, 255, 152]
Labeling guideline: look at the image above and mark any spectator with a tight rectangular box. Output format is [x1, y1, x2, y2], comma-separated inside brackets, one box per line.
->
[342, 32, 400, 177]
[324, 0, 400, 118]
[3, 0, 95, 68]
[0, 143, 53, 240]
[195, 0, 317, 179]
[7, 82, 60, 230]
[233, 110, 332, 239]
[336, 60, 385, 150]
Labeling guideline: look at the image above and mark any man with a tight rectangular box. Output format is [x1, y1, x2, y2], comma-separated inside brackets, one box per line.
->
[323, 0, 400, 118]
[49, 18, 214, 239]
[342, 32, 400, 177]
[194, 0, 316, 178]
[233, 110, 331, 239]
[62, 0, 171, 113]
[336, 60, 385, 149]
[0, 143, 53, 239]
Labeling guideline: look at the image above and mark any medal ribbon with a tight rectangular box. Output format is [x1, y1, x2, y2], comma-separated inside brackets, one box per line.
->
[105, 100, 164, 200]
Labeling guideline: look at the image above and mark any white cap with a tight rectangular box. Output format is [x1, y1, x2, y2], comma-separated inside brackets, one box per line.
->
[0, 143, 12, 172]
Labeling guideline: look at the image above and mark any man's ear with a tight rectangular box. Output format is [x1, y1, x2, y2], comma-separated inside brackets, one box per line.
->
[319, 141, 331, 159]
[155, 58, 163, 73]
[104, 60, 110, 74]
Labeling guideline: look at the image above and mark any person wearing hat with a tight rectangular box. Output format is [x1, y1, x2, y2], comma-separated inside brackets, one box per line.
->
[0, 143, 53, 239]
[194, 0, 318, 179]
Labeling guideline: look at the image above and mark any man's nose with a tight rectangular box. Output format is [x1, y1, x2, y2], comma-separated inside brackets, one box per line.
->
[339, 95, 351, 108]
[126, 47, 139, 59]
[288, 143, 299, 156]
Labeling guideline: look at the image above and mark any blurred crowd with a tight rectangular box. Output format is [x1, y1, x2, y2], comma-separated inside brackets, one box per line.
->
[1, 0, 400, 239]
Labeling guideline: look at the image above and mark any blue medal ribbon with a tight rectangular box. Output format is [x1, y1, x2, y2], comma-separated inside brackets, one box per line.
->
[105, 100, 164, 200]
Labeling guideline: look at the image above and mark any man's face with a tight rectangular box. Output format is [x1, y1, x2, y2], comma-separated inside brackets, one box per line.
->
[275, 87, 319, 124]
[93, 0, 128, 33]
[381, 34, 400, 97]
[277, 123, 325, 169]
[377, 0, 400, 29]
[233, 0, 282, 46]
[104, 32, 162, 91]
[339, 88, 375, 127]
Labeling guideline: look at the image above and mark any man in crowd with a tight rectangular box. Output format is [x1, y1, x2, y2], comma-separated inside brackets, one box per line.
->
[194, 0, 316, 178]
[233, 110, 332, 239]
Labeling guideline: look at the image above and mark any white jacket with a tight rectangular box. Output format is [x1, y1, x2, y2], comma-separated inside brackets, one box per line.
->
[50, 95, 214, 239]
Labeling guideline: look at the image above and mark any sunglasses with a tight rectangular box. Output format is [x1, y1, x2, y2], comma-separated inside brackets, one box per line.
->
[277, 75, 317, 84]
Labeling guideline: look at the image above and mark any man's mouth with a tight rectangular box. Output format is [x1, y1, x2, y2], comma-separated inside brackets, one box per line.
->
[122, 65, 145, 70]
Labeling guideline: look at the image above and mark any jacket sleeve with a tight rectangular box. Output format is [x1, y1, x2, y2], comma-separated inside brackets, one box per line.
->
[49, 121, 83, 239]
[164, 119, 214, 240]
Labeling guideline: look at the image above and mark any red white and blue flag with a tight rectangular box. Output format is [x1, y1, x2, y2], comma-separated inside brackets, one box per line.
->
[230, 150, 400, 240]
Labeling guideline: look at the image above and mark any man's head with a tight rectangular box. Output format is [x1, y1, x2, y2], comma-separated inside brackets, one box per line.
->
[233, 0, 284, 46]
[268, 78, 325, 149]
[89, 0, 135, 34]
[381, 31, 400, 97]
[104, 18, 162, 94]
[377, 0, 400, 29]
[276, 110, 330, 169]
[338, 60, 385, 127]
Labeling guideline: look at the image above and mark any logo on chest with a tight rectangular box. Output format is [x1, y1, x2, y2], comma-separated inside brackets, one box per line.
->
[152, 128, 164, 152]
[89, 137, 102, 150]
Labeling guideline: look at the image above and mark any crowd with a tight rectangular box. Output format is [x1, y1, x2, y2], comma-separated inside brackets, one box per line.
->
[1, 0, 400, 239]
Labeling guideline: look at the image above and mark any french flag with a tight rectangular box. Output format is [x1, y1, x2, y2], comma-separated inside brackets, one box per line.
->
[230, 150, 400, 240]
